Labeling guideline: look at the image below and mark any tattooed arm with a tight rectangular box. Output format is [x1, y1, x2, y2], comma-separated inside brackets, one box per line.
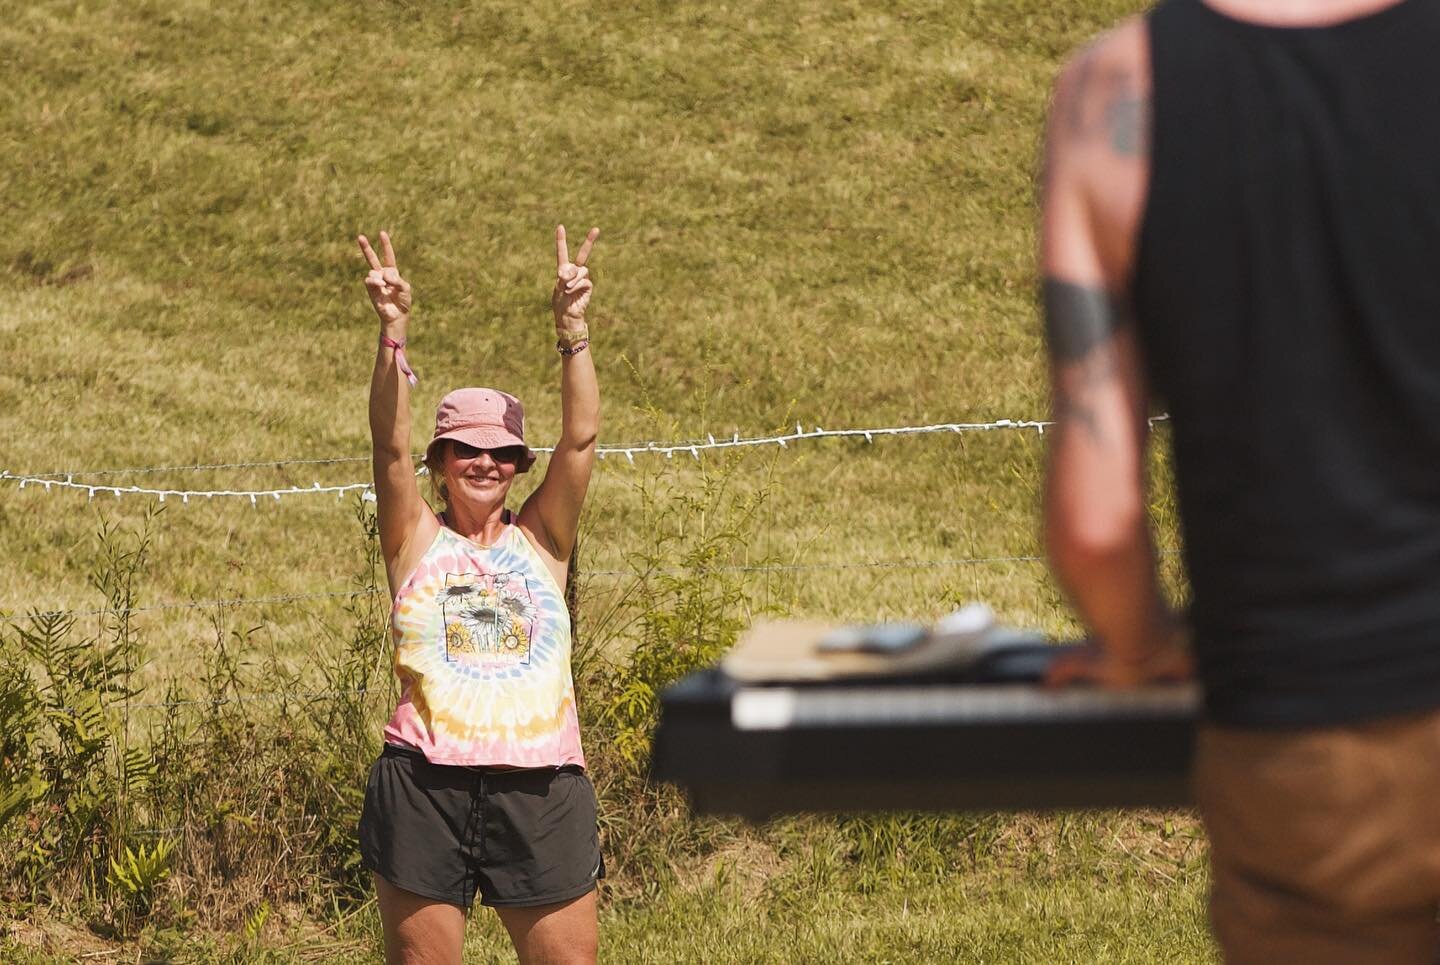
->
[1039, 20, 1191, 687]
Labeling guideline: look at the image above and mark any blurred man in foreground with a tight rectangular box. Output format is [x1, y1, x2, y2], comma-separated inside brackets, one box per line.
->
[1040, 0, 1440, 960]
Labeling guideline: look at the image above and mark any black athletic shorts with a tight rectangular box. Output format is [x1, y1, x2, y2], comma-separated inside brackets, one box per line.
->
[358, 744, 605, 909]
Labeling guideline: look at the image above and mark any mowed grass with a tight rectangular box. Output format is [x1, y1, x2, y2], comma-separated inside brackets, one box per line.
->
[0, 0, 1150, 623]
[0, 0, 1213, 960]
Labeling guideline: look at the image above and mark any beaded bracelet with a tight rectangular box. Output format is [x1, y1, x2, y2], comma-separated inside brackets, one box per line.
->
[557, 338, 590, 357]
[556, 326, 590, 348]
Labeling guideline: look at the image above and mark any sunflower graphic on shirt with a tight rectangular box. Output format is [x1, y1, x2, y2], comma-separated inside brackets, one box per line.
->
[437, 572, 538, 667]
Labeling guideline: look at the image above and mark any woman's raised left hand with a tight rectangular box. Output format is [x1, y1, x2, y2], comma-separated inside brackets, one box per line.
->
[552, 224, 599, 332]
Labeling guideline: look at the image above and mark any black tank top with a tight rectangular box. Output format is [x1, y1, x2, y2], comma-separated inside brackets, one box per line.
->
[1135, 0, 1440, 726]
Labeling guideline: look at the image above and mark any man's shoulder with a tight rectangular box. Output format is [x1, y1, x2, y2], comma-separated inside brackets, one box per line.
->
[1053, 17, 1149, 114]
[1042, 15, 1152, 292]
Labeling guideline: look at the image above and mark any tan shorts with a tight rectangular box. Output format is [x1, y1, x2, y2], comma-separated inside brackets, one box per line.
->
[1194, 710, 1440, 964]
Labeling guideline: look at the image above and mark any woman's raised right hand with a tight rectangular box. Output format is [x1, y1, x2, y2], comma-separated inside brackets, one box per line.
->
[358, 231, 412, 336]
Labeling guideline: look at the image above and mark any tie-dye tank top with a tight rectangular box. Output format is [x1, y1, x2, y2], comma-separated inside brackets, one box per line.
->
[382, 519, 584, 768]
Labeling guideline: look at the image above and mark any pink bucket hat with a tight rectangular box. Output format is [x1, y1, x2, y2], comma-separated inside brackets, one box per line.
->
[425, 388, 537, 472]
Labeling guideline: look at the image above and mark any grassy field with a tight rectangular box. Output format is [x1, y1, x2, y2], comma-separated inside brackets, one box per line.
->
[0, 0, 1212, 960]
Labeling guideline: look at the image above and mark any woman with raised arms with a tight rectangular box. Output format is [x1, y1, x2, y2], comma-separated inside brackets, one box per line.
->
[355, 226, 602, 965]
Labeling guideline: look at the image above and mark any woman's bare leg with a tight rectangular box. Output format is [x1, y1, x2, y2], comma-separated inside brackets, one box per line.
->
[375, 873, 467, 965]
[495, 890, 598, 965]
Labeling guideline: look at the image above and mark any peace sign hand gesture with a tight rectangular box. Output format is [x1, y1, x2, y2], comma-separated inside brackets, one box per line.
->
[552, 224, 599, 332]
[358, 231, 412, 337]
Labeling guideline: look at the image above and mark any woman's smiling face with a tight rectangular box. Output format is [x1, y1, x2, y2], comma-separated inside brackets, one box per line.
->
[442, 440, 522, 506]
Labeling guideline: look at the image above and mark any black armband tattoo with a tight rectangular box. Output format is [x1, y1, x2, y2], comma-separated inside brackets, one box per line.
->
[1043, 279, 1133, 363]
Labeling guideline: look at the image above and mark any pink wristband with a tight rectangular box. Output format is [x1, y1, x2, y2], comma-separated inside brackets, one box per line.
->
[379, 334, 418, 386]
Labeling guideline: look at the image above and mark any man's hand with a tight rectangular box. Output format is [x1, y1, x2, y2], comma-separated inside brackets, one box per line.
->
[552, 224, 599, 332]
[1045, 621, 1194, 689]
[358, 231, 412, 336]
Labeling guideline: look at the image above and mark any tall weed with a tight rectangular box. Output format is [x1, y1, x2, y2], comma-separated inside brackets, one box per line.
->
[574, 439, 782, 894]
[1, 510, 156, 909]
[0, 500, 389, 936]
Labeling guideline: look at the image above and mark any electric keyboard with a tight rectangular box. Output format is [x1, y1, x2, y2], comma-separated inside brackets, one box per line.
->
[650, 643, 1199, 819]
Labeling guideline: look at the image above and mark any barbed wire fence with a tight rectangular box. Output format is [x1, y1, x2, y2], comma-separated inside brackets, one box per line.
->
[0, 416, 1170, 502]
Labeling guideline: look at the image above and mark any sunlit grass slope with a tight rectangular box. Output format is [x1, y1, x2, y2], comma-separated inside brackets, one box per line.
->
[1, 0, 1155, 630]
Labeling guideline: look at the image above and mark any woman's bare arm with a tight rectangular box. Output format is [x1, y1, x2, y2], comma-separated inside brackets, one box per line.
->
[361, 231, 438, 595]
[520, 225, 600, 582]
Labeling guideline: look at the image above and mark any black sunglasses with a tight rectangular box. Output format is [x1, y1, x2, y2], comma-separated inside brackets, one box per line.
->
[450, 441, 527, 464]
